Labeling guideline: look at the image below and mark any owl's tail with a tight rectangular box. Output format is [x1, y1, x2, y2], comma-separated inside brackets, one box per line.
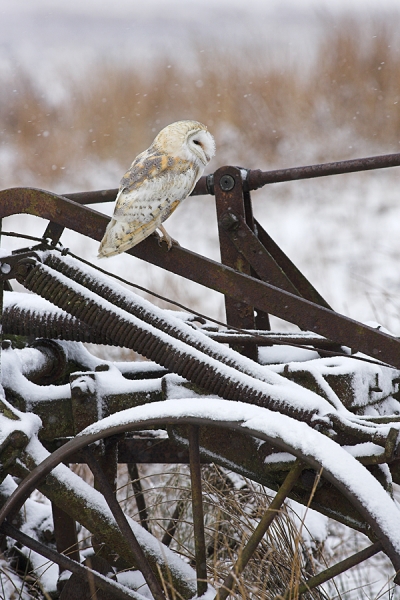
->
[97, 218, 158, 258]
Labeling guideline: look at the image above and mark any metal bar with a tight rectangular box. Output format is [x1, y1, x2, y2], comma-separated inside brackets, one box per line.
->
[1, 189, 400, 366]
[47, 437, 195, 464]
[61, 152, 400, 203]
[0, 521, 139, 600]
[221, 214, 302, 296]
[246, 152, 400, 190]
[41, 221, 65, 246]
[118, 437, 193, 464]
[51, 502, 80, 564]
[216, 460, 304, 600]
[241, 181, 271, 329]
[127, 463, 150, 532]
[63, 189, 118, 205]
[83, 448, 166, 600]
[285, 541, 383, 599]
[254, 219, 333, 309]
[214, 166, 257, 359]
[204, 332, 339, 349]
[161, 498, 186, 548]
[188, 425, 208, 596]
[1, 415, 400, 578]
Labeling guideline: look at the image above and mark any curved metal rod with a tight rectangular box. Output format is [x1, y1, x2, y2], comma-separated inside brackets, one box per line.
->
[1, 410, 399, 582]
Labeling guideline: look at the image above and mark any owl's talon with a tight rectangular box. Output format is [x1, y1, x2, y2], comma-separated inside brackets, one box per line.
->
[158, 225, 179, 251]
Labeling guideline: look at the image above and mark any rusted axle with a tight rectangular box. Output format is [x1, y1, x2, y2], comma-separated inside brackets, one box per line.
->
[62, 151, 400, 204]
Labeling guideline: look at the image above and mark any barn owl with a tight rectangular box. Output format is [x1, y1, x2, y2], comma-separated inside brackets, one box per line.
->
[98, 120, 215, 258]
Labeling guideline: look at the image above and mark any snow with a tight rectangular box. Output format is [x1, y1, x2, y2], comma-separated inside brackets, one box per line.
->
[79, 398, 400, 555]
[258, 345, 320, 364]
[1, 344, 70, 408]
[20, 496, 59, 592]
[27, 253, 341, 421]
[0, 558, 32, 599]
[3, 290, 70, 318]
[24, 436, 199, 593]
[0, 394, 41, 446]
[0, 476, 59, 592]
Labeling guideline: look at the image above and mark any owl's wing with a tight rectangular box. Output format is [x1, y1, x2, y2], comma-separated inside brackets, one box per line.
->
[112, 150, 199, 223]
[119, 148, 179, 195]
[98, 216, 163, 258]
[97, 150, 200, 257]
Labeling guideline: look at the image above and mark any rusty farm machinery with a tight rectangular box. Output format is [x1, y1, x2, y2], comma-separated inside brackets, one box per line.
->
[0, 154, 400, 598]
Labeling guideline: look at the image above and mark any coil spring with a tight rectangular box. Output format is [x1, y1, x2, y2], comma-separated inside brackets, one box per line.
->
[44, 253, 275, 382]
[2, 304, 108, 345]
[16, 257, 317, 423]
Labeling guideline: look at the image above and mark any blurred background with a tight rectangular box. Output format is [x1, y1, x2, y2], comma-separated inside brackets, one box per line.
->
[1, 0, 400, 332]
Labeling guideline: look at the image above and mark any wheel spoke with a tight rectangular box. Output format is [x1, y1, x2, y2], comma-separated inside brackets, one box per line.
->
[83, 448, 166, 600]
[127, 463, 151, 532]
[0, 521, 139, 600]
[215, 459, 304, 600]
[188, 425, 208, 596]
[161, 497, 186, 548]
[283, 541, 383, 598]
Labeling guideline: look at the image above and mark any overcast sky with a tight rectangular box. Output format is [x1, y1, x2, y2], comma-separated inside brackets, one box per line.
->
[1, 0, 399, 99]
[1, 0, 399, 15]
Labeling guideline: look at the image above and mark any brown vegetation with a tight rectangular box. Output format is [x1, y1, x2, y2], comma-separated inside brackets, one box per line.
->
[2, 16, 400, 191]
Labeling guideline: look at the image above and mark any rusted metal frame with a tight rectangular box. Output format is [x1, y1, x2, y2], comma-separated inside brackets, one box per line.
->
[246, 151, 400, 190]
[52, 502, 80, 564]
[242, 183, 271, 331]
[254, 219, 332, 309]
[94, 436, 119, 496]
[129, 245, 400, 368]
[214, 166, 257, 359]
[60, 152, 400, 204]
[188, 425, 208, 596]
[127, 463, 151, 532]
[82, 447, 166, 600]
[0, 521, 139, 600]
[1, 189, 400, 367]
[205, 331, 339, 349]
[161, 497, 186, 547]
[42, 221, 65, 247]
[215, 459, 304, 600]
[284, 541, 383, 599]
[1, 415, 400, 580]
[221, 214, 303, 296]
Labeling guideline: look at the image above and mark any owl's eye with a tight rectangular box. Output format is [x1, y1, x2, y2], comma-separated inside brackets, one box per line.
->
[193, 139, 202, 146]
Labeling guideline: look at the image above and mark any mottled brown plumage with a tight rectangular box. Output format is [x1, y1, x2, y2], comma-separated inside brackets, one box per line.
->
[98, 120, 215, 258]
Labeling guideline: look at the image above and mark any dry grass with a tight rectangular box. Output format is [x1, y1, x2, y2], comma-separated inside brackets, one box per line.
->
[116, 464, 326, 599]
[2, 15, 400, 191]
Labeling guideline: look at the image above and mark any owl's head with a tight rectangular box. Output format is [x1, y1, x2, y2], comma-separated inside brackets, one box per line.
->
[153, 120, 215, 166]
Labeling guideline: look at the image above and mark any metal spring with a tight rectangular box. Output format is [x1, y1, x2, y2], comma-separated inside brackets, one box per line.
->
[17, 258, 318, 423]
[2, 304, 107, 345]
[43, 254, 269, 378]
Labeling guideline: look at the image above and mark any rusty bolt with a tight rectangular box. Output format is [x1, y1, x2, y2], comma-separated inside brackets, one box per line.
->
[219, 212, 239, 232]
[15, 260, 34, 280]
[219, 174, 235, 191]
